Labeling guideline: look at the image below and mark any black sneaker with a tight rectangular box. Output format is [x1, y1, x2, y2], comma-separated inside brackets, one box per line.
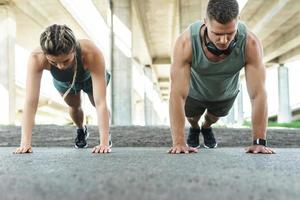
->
[201, 127, 217, 148]
[187, 127, 201, 148]
[108, 134, 112, 148]
[75, 126, 89, 148]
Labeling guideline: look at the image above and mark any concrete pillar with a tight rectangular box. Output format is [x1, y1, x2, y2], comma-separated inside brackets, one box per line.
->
[144, 66, 153, 125]
[226, 105, 235, 125]
[277, 64, 292, 123]
[111, 0, 132, 125]
[237, 85, 244, 124]
[0, 5, 16, 124]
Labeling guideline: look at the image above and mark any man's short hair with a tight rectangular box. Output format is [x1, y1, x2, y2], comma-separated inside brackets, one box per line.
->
[206, 0, 239, 24]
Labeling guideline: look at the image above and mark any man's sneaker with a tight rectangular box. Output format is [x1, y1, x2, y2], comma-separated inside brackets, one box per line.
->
[201, 126, 217, 148]
[187, 127, 201, 148]
[75, 125, 89, 148]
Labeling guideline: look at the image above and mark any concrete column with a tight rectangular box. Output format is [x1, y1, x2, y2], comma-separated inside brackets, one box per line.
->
[237, 85, 244, 124]
[277, 64, 292, 123]
[144, 66, 153, 125]
[111, 0, 132, 125]
[226, 105, 235, 125]
[0, 5, 16, 124]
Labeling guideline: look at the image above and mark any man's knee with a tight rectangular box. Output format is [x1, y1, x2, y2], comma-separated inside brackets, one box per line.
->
[205, 112, 219, 123]
[187, 116, 201, 123]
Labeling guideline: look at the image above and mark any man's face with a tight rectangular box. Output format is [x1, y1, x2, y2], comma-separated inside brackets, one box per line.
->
[205, 18, 238, 50]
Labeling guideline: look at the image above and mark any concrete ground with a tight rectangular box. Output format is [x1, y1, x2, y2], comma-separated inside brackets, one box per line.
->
[1, 125, 300, 147]
[1, 147, 299, 200]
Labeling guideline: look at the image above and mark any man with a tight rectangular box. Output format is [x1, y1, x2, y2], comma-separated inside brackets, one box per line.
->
[168, 0, 275, 154]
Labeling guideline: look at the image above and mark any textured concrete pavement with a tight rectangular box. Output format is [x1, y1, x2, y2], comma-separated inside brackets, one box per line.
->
[1, 147, 299, 200]
[1, 125, 300, 147]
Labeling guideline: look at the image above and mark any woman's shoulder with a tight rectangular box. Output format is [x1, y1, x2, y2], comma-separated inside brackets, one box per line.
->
[29, 47, 48, 70]
[78, 39, 103, 55]
[78, 39, 104, 65]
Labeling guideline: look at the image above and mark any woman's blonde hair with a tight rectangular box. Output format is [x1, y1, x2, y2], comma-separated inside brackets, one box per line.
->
[40, 24, 78, 100]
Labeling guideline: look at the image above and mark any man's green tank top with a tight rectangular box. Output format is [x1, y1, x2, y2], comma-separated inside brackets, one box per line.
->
[188, 21, 247, 101]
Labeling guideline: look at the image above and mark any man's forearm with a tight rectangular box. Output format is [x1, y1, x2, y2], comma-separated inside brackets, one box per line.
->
[169, 94, 186, 145]
[251, 93, 268, 140]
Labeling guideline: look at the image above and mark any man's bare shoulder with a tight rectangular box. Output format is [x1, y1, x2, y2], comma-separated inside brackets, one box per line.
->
[245, 31, 262, 53]
[174, 29, 193, 63]
[245, 30, 263, 64]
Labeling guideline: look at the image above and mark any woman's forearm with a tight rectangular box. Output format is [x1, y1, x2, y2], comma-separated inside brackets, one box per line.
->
[21, 101, 38, 145]
[95, 103, 110, 145]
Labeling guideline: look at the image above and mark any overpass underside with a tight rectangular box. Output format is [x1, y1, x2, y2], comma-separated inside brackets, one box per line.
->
[0, 0, 300, 126]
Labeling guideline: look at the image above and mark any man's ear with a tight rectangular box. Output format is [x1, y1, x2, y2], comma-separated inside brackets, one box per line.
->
[204, 17, 209, 28]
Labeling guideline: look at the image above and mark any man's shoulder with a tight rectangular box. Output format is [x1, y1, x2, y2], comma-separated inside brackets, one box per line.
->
[176, 30, 193, 62]
[244, 30, 263, 65]
[245, 30, 262, 51]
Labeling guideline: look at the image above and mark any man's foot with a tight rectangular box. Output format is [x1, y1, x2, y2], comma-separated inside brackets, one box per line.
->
[75, 125, 89, 148]
[187, 127, 201, 148]
[201, 126, 217, 148]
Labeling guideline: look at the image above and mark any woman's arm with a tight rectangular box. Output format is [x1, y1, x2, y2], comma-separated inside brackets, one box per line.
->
[83, 41, 110, 154]
[14, 53, 44, 154]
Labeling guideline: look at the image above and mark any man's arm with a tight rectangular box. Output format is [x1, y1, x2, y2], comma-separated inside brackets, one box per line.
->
[244, 31, 275, 154]
[168, 31, 198, 154]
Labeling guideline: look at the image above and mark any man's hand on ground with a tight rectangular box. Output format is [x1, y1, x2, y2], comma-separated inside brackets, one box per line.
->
[245, 145, 276, 154]
[14, 145, 33, 154]
[168, 145, 198, 154]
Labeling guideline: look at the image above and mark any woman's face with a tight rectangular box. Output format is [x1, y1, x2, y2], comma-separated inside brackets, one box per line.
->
[46, 52, 75, 70]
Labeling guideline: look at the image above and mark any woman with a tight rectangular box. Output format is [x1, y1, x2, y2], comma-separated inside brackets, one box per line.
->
[14, 24, 112, 154]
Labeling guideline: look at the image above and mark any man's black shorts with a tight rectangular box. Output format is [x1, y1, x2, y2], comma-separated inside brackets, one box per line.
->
[184, 94, 238, 117]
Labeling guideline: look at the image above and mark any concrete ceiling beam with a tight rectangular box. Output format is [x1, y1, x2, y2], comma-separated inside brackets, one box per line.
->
[278, 45, 300, 64]
[263, 22, 300, 63]
[254, 0, 300, 41]
[153, 57, 171, 65]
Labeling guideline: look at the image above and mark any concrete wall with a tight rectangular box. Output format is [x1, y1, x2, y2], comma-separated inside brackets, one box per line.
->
[0, 5, 16, 124]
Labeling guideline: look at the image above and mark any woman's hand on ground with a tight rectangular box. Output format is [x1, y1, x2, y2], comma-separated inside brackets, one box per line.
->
[14, 144, 33, 154]
[92, 144, 111, 154]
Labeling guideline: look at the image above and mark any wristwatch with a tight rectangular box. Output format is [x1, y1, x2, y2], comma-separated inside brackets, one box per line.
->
[253, 138, 267, 146]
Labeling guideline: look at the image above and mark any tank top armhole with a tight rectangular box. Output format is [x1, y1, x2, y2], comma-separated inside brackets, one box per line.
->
[240, 23, 248, 67]
[189, 21, 203, 68]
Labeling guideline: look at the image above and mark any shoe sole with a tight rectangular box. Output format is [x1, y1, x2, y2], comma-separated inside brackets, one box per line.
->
[74, 130, 90, 149]
[203, 143, 218, 149]
[188, 144, 201, 149]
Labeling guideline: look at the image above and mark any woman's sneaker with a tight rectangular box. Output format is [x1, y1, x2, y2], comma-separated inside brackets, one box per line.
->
[201, 127, 217, 148]
[187, 127, 201, 148]
[75, 125, 89, 148]
[108, 134, 112, 148]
